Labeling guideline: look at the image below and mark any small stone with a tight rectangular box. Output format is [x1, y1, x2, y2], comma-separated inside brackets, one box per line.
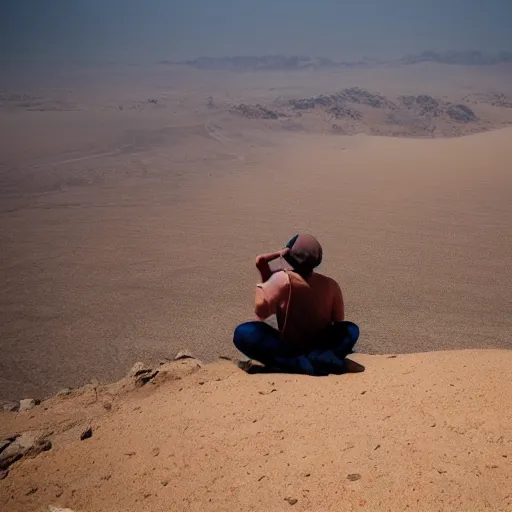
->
[151, 448, 160, 457]
[258, 388, 277, 395]
[103, 402, 112, 411]
[0, 401, 19, 412]
[161, 480, 169, 487]
[26, 486, 38, 495]
[55, 488, 64, 497]
[0, 469, 8, 480]
[285, 497, 298, 505]
[198, 381, 205, 385]
[80, 427, 93, 440]
[431, 423, 436, 427]
[374, 444, 381, 450]
[361, 390, 367, 395]
[19, 399, 39, 412]
[347, 473, 362, 481]
[174, 350, 196, 361]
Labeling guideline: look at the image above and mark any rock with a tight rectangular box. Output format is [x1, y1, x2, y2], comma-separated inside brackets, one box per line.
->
[56, 388, 72, 397]
[48, 507, 77, 512]
[0, 436, 16, 453]
[161, 479, 169, 486]
[19, 398, 40, 412]
[128, 362, 147, 376]
[25, 439, 52, 458]
[134, 369, 159, 387]
[0, 400, 19, 412]
[80, 427, 93, 441]
[103, 402, 112, 411]
[26, 486, 38, 495]
[174, 350, 196, 361]
[285, 497, 298, 505]
[0, 469, 8, 480]
[151, 447, 160, 457]
[347, 473, 362, 481]
[0, 432, 50, 470]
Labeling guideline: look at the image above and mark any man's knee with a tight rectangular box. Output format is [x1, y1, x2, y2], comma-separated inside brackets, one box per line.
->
[233, 321, 261, 352]
[332, 321, 360, 343]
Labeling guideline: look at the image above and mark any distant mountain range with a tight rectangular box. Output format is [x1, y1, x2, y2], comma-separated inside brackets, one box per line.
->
[172, 51, 512, 71]
[400, 50, 512, 65]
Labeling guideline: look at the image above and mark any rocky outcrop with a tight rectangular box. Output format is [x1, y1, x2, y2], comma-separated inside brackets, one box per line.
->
[446, 104, 478, 122]
[0, 432, 52, 474]
[230, 104, 285, 120]
[399, 95, 441, 116]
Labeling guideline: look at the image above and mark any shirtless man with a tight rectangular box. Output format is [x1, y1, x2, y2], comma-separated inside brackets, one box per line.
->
[233, 234, 360, 375]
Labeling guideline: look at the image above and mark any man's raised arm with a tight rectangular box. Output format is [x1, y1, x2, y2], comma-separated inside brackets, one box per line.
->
[255, 248, 289, 283]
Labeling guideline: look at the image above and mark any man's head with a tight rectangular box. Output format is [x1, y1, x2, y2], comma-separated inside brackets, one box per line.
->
[283, 234, 323, 277]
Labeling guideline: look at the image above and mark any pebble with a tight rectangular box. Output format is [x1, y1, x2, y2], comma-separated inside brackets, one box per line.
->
[80, 427, 93, 441]
[285, 497, 298, 505]
[347, 473, 362, 481]
[19, 399, 40, 412]
[174, 350, 196, 361]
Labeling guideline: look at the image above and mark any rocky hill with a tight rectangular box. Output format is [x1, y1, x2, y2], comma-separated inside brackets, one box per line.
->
[224, 87, 509, 138]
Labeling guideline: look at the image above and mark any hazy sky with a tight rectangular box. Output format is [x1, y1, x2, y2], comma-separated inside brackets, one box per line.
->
[1, 0, 511, 63]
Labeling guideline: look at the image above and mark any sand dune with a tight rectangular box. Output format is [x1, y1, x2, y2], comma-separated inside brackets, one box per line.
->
[1, 350, 512, 511]
[0, 64, 511, 400]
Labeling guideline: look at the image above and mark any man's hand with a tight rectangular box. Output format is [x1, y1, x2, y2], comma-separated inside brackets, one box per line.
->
[255, 248, 290, 283]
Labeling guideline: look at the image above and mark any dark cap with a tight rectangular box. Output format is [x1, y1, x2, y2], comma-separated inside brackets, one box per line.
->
[283, 234, 323, 272]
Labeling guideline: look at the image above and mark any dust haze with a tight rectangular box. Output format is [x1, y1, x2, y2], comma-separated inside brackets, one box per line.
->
[1, 0, 512, 400]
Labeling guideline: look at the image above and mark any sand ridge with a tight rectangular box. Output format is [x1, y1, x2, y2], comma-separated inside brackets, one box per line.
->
[1, 350, 512, 511]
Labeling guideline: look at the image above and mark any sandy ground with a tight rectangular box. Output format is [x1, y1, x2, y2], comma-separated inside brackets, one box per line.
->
[1, 64, 511, 400]
[1, 350, 512, 512]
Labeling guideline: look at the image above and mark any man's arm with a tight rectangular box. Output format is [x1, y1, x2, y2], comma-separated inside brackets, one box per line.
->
[255, 248, 289, 283]
[254, 270, 289, 320]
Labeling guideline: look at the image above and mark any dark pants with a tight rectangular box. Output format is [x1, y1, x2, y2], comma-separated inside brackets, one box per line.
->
[233, 321, 359, 375]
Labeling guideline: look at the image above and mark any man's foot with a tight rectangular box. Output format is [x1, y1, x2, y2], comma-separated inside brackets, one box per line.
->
[343, 358, 365, 373]
[237, 359, 255, 372]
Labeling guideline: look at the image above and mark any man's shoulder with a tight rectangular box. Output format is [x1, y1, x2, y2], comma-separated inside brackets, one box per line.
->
[313, 272, 340, 288]
[258, 270, 289, 289]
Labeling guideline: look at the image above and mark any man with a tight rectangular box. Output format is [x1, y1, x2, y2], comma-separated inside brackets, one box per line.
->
[233, 234, 360, 375]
